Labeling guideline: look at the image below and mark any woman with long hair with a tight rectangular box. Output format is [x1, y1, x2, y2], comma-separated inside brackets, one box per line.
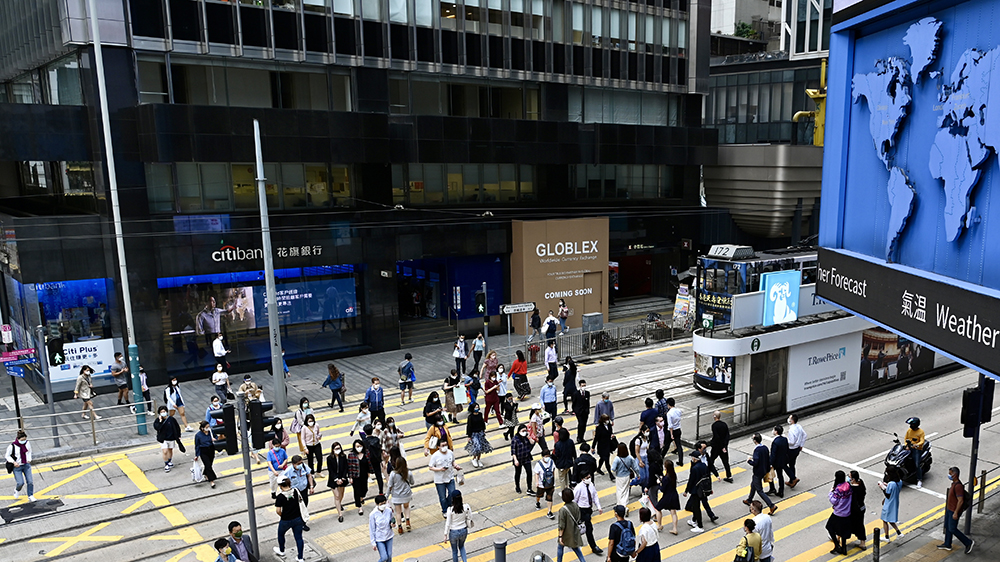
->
[465, 404, 493, 468]
[327, 442, 349, 522]
[347, 438, 370, 516]
[510, 423, 535, 494]
[528, 403, 547, 453]
[878, 466, 904, 542]
[442, 371, 463, 424]
[611, 442, 640, 510]
[381, 416, 406, 474]
[593, 414, 615, 480]
[425, 391, 446, 428]
[323, 363, 345, 411]
[387, 456, 414, 534]
[849, 470, 868, 550]
[512, 350, 530, 400]
[444, 491, 474, 562]
[827, 470, 853, 555]
[301, 413, 323, 475]
[654, 459, 680, 534]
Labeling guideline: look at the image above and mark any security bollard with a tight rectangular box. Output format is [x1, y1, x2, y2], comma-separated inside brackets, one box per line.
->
[873, 527, 880, 562]
[494, 539, 507, 562]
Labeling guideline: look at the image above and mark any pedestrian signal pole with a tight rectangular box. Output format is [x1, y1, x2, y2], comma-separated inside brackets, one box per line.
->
[235, 391, 259, 560]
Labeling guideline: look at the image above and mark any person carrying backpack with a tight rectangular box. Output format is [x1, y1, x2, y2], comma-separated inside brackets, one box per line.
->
[606, 505, 636, 562]
[534, 449, 557, 519]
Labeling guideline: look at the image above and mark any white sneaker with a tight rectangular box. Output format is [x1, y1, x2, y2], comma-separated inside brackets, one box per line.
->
[687, 519, 696, 527]
[82, 414, 89, 420]
[28, 495, 36, 502]
[94, 414, 103, 420]
[897, 533, 905, 540]
[297, 559, 306, 562]
[881, 535, 891, 543]
[691, 526, 705, 533]
[13, 489, 19, 499]
[273, 546, 286, 557]
[916, 481, 922, 489]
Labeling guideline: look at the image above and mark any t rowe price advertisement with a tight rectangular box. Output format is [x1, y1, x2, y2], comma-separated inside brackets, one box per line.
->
[816, 248, 1000, 379]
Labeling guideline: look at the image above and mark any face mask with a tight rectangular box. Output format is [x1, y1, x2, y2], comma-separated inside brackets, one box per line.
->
[375, 423, 383, 430]
[547, 382, 553, 387]
[437, 421, 445, 426]
[159, 412, 167, 418]
[171, 380, 178, 386]
[440, 446, 449, 453]
[245, 378, 252, 383]
[580, 386, 587, 391]
[18, 438, 27, 444]
[374, 384, 380, 389]
[212, 402, 220, 408]
[275, 423, 282, 430]
[656, 421, 664, 428]
[223, 547, 232, 556]
[355, 446, 364, 452]
[604, 398, 609, 403]
[334, 448, 342, 455]
[948, 474, 954, 481]
[389, 422, 395, 427]
[303, 402, 309, 409]
[433, 398, 440, 402]
[473, 408, 480, 413]
[520, 431, 528, 437]
[308, 421, 315, 427]
[378, 504, 386, 511]
[233, 530, 243, 539]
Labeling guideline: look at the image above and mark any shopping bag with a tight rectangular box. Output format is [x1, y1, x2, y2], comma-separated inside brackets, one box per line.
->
[297, 489, 311, 523]
[453, 386, 469, 405]
[763, 468, 775, 483]
[191, 460, 204, 482]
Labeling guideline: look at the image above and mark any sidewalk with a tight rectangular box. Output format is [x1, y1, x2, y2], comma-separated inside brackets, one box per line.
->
[0, 318, 685, 461]
[850, 480, 1000, 562]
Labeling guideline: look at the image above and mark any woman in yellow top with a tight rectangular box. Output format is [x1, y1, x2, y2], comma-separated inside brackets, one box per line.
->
[424, 415, 456, 456]
[904, 416, 925, 488]
[736, 519, 762, 561]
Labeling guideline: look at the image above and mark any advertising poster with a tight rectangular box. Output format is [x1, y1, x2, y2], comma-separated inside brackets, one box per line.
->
[672, 284, 691, 327]
[694, 351, 735, 395]
[761, 270, 801, 326]
[50, 337, 124, 384]
[255, 278, 358, 326]
[858, 327, 936, 390]
[786, 332, 862, 410]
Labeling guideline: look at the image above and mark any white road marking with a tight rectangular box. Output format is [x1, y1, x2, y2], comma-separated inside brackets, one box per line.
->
[852, 432, 939, 466]
[762, 435, 946, 499]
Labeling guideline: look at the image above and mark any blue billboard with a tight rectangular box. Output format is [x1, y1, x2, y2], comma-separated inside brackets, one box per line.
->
[254, 278, 358, 326]
[761, 270, 801, 326]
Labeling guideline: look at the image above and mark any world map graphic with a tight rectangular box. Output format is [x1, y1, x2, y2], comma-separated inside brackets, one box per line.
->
[851, 16, 999, 259]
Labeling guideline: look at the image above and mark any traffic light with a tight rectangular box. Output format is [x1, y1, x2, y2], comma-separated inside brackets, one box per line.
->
[210, 403, 238, 455]
[961, 387, 981, 438]
[475, 291, 486, 314]
[249, 400, 278, 450]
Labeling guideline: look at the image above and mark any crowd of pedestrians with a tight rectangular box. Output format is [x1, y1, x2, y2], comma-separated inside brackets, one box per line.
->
[8, 340, 962, 562]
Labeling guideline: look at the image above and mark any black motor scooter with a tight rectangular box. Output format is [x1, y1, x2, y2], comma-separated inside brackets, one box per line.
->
[884, 432, 932, 483]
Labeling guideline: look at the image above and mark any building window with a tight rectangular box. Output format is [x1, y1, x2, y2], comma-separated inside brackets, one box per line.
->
[10, 72, 42, 104]
[138, 60, 169, 103]
[44, 55, 83, 105]
[395, 164, 535, 205]
[572, 164, 678, 199]
[146, 164, 174, 212]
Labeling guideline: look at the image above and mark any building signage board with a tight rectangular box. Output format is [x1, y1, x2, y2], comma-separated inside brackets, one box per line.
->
[761, 270, 801, 327]
[510, 218, 609, 334]
[50, 338, 124, 384]
[786, 331, 862, 410]
[816, 248, 1000, 380]
[501, 302, 536, 315]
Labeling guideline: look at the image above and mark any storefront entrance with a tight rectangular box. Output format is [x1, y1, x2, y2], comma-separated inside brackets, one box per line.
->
[748, 348, 787, 422]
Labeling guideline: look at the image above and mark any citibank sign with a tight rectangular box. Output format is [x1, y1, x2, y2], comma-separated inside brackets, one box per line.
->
[212, 245, 264, 262]
[535, 240, 599, 257]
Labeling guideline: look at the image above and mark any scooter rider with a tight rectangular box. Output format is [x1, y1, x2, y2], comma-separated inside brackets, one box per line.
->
[905, 417, 925, 489]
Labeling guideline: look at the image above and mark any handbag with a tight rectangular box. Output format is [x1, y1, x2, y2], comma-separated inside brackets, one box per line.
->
[428, 435, 439, 451]
[5, 461, 13, 474]
[296, 488, 311, 523]
[734, 538, 755, 562]
[191, 460, 204, 482]
[177, 439, 186, 453]
[763, 468, 775, 483]
[452, 347, 461, 358]
[571, 508, 587, 538]
[457, 469, 465, 486]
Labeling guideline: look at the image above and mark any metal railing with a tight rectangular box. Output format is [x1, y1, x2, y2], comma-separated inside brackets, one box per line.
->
[0, 399, 157, 447]
[509, 320, 686, 368]
[694, 393, 749, 441]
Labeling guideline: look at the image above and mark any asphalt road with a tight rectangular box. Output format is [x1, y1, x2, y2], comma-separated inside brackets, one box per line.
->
[0, 342, 994, 562]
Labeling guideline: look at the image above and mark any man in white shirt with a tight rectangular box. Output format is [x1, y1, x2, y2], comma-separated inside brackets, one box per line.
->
[666, 397, 684, 465]
[545, 340, 558, 381]
[573, 472, 604, 554]
[750, 500, 775, 562]
[213, 333, 230, 368]
[785, 413, 807, 488]
[429, 443, 461, 516]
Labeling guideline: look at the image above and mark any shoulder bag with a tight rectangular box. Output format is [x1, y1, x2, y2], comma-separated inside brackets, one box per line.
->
[734, 537, 754, 562]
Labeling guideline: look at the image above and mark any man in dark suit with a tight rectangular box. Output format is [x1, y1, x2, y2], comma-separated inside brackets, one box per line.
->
[648, 415, 667, 456]
[228, 520, 259, 562]
[768, 425, 790, 498]
[571, 380, 592, 443]
[684, 450, 710, 532]
[744, 433, 777, 514]
[709, 410, 733, 483]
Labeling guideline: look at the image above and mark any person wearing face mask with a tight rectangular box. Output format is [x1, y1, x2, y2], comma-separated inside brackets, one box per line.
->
[545, 341, 559, 385]
[363, 424, 386, 495]
[561, 357, 578, 415]
[571, 379, 591, 443]
[301, 414, 323, 475]
[282, 455, 316, 531]
[327, 442, 349, 522]
[214, 537, 237, 562]
[365, 377, 386, 426]
[648, 416, 667, 457]
[472, 333, 486, 372]
[273, 478, 306, 561]
[398, 353, 416, 406]
[441, 372, 463, 424]
[424, 414, 455, 456]
[540, 377, 559, 433]
[74, 365, 101, 421]
[573, 470, 604, 554]
[381, 417, 406, 467]
[444, 491, 475, 562]
[267, 438, 290, 498]
[427, 390, 448, 428]
[593, 414, 615, 479]
[482, 370, 504, 427]
[482, 350, 499, 380]
[512, 350, 530, 400]
[631, 424, 651, 488]
[369, 494, 396, 562]
[501, 393, 520, 441]
[290, 398, 313, 454]
[154, 405, 182, 472]
[429, 441, 462, 516]
[528, 404, 548, 454]
[6, 430, 35, 502]
[272, 418, 291, 450]
[322, 363, 345, 412]
[227, 521, 258, 562]
[164, 377, 193, 432]
[195, 420, 221, 488]
[388, 456, 414, 534]
[465, 404, 492, 468]
[211, 363, 231, 405]
[453, 335, 469, 375]
[594, 391, 615, 425]
[347, 439, 371, 516]
[510, 424, 535, 494]
[206, 397, 224, 429]
[463, 370, 482, 414]
[350, 403, 372, 437]
[239, 375, 261, 405]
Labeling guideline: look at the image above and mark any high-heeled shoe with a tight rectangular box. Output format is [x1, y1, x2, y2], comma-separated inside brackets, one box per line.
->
[406, 518, 411, 531]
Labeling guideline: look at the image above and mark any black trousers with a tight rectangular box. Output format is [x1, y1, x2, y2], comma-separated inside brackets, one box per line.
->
[306, 444, 323, 474]
[709, 446, 732, 479]
[580, 506, 599, 549]
[352, 477, 368, 507]
[686, 494, 703, 527]
[298, 485, 310, 507]
[597, 452, 612, 475]
[786, 448, 801, 480]
[575, 413, 588, 443]
[514, 461, 532, 491]
[473, 350, 483, 372]
[370, 408, 386, 426]
[455, 357, 466, 374]
[769, 465, 786, 495]
[199, 447, 217, 482]
[670, 429, 684, 464]
[748, 474, 776, 508]
[544, 401, 558, 433]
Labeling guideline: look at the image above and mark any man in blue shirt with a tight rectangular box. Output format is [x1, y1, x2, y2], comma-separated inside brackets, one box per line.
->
[283, 454, 316, 531]
[639, 398, 659, 430]
[266, 439, 289, 499]
[365, 377, 386, 425]
[540, 378, 558, 432]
